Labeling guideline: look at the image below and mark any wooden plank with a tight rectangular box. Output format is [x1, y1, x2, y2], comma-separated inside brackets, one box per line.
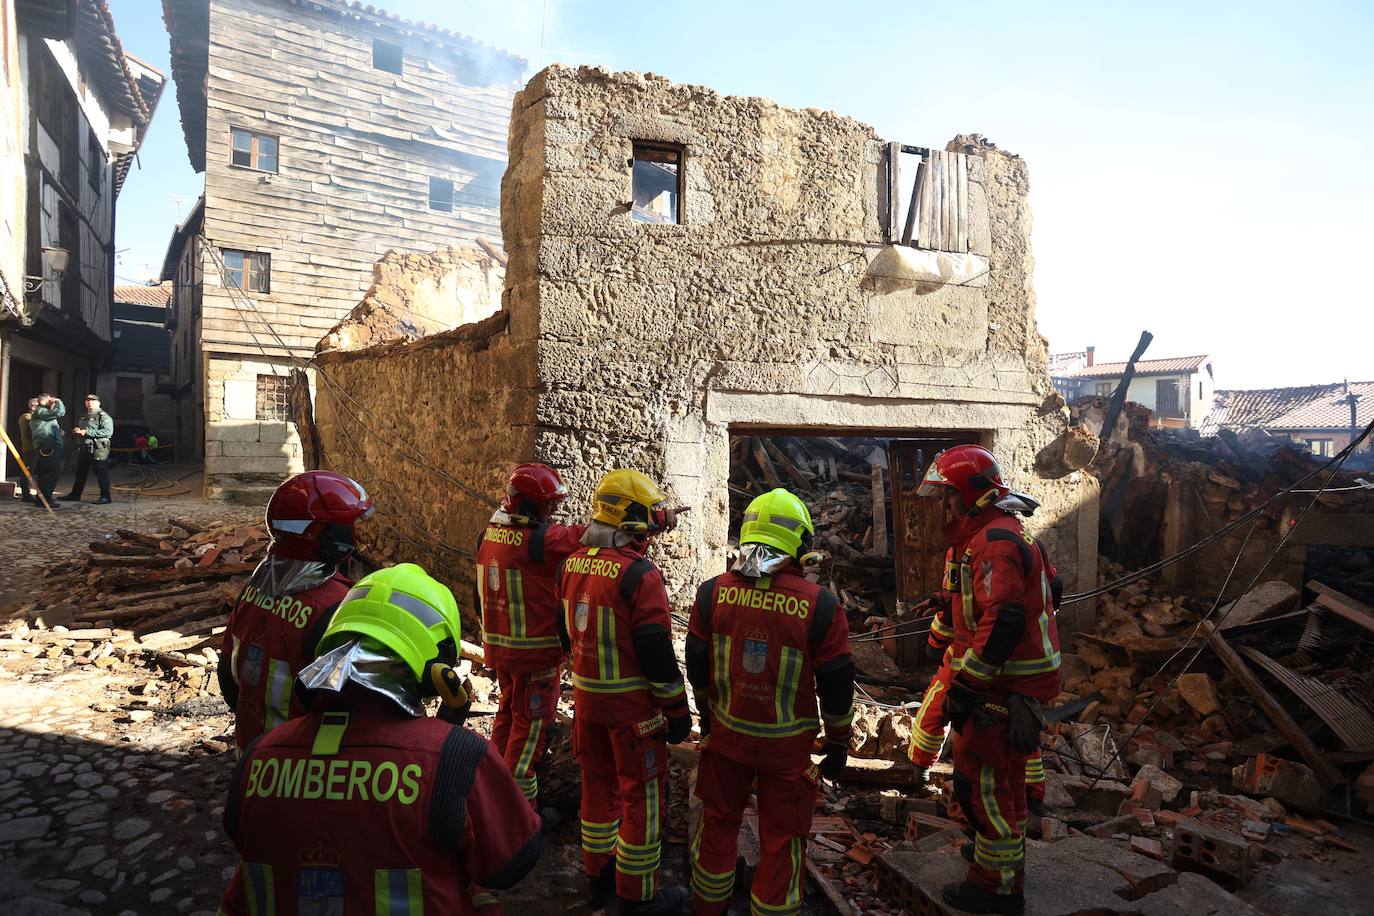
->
[762, 438, 812, 492]
[1202, 621, 1345, 786]
[918, 153, 933, 250]
[901, 156, 925, 246]
[1308, 580, 1374, 636]
[750, 438, 783, 488]
[886, 141, 902, 242]
[928, 151, 942, 251]
[956, 151, 968, 251]
[942, 152, 954, 250]
[871, 464, 888, 556]
[805, 858, 856, 916]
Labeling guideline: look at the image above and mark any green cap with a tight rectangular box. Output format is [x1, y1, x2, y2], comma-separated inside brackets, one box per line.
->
[740, 488, 814, 558]
[318, 563, 460, 682]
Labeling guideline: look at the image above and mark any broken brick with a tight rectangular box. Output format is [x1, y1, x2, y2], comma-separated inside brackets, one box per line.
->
[1172, 818, 1251, 884]
[1130, 836, 1166, 861]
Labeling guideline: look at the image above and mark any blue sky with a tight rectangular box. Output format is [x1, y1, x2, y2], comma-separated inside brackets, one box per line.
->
[107, 0, 1374, 389]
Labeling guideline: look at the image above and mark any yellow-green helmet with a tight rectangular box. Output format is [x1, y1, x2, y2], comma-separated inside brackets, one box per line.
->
[740, 488, 814, 558]
[318, 563, 460, 683]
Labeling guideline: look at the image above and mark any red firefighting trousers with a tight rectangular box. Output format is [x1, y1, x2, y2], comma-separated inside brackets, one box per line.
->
[909, 663, 1045, 805]
[690, 744, 817, 916]
[490, 668, 560, 805]
[952, 718, 1028, 896]
[575, 715, 669, 902]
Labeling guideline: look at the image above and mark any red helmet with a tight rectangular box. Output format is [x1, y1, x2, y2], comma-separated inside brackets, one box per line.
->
[502, 463, 569, 515]
[917, 445, 1010, 512]
[266, 471, 375, 562]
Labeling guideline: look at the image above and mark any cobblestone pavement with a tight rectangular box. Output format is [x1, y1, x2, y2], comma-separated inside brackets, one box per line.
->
[0, 470, 642, 915]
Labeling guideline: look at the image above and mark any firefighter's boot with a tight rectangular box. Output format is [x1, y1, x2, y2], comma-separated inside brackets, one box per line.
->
[941, 881, 1025, 916]
[587, 862, 615, 913]
[618, 886, 688, 916]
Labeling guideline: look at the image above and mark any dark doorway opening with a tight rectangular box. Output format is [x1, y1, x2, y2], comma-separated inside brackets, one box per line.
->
[727, 428, 978, 668]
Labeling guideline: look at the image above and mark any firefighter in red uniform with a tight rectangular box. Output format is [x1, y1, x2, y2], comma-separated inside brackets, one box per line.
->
[217, 562, 541, 916]
[219, 471, 374, 750]
[476, 463, 586, 814]
[908, 547, 1058, 815]
[556, 468, 691, 915]
[686, 488, 855, 916]
[917, 445, 1061, 916]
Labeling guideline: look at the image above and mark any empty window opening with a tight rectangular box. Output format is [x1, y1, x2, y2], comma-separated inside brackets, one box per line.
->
[256, 374, 292, 421]
[223, 249, 271, 293]
[428, 177, 454, 212]
[373, 38, 403, 74]
[230, 128, 278, 172]
[631, 143, 682, 224]
[87, 130, 104, 191]
[728, 430, 977, 669]
[1304, 438, 1334, 457]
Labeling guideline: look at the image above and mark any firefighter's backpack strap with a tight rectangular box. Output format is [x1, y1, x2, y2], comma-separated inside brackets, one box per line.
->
[808, 588, 840, 654]
[429, 726, 489, 852]
[528, 524, 547, 566]
[620, 558, 655, 604]
[986, 527, 1034, 576]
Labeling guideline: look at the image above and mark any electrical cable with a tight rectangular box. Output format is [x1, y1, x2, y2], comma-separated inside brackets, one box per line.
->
[1068, 416, 1374, 802]
[202, 238, 499, 512]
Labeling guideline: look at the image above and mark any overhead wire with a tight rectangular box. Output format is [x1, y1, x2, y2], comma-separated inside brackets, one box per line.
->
[1069, 416, 1374, 802]
[201, 238, 499, 514]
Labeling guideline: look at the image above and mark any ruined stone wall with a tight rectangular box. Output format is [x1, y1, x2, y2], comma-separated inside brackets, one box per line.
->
[312, 311, 538, 601]
[502, 66, 1099, 620]
[309, 66, 1099, 628]
[318, 244, 505, 354]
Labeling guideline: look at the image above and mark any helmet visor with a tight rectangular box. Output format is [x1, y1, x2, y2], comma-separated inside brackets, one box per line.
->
[916, 461, 949, 497]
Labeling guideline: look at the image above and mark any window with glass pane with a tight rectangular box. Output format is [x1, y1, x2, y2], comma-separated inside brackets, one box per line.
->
[631, 143, 683, 224]
[230, 128, 278, 172]
[223, 250, 270, 293]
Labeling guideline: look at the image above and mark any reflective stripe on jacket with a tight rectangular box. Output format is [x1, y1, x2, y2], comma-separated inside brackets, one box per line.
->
[218, 697, 541, 915]
[558, 544, 680, 724]
[689, 568, 853, 767]
[476, 521, 583, 673]
[946, 511, 1061, 701]
[221, 562, 352, 750]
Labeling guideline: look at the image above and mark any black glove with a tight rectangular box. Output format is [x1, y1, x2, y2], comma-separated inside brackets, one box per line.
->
[698, 701, 711, 738]
[1007, 694, 1044, 756]
[943, 675, 985, 732]
[818, 741, 848, 779]
[666, 712, 692, 744]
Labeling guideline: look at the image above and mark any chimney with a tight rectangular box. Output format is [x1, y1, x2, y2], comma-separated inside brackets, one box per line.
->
[1086, 346, 1095, 367]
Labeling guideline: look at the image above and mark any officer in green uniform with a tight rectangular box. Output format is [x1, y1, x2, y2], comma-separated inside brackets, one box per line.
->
[63, 394, 114, 504]
[29, 394, 65, 509]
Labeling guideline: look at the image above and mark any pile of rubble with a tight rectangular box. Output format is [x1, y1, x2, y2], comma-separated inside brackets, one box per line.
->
[730, 436, 895, 619]
[0, 517, 267, 729]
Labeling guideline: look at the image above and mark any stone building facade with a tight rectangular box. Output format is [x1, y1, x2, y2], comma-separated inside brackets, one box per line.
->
[160, 0, 522, 499]
[314, 66, 1099, 623]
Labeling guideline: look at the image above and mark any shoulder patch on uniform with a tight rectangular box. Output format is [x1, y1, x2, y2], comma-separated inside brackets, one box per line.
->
[986, 527, 1033, 576]
[620, 558, 656, 604]
[428, 726, 489, 852]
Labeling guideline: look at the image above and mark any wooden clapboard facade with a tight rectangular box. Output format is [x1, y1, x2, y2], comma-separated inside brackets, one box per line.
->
[163, 0, 524, 359]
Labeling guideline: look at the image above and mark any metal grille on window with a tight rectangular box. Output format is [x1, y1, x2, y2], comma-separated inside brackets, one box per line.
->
[256, 374, 292, 422]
